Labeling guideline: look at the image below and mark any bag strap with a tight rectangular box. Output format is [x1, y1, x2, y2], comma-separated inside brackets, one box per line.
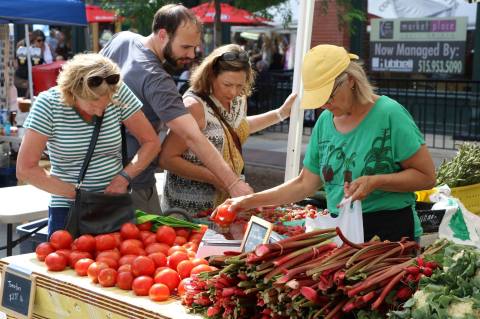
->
[76, 115, 104, 188]
[121, 124, 128, 167]
[197, 92, 242, 155]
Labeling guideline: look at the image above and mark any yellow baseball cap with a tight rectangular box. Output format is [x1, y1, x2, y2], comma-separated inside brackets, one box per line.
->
[301, 45, 359, 109]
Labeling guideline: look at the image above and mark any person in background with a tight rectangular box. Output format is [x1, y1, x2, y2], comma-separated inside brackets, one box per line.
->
[46, 29, 58, 54]
[14, 30, 52, 97]
[222, 45, 436, 242]
[54, 30, 69, 61]
[16, 53, 161, 236]
[159, 44, 296, 217]
[100, 4, 252, 214]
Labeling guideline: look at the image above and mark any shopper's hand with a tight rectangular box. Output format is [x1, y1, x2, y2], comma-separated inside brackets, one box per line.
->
[277, 92, 297, 120]
[343, 176, 378, 202]
[221, 196, 251, 214]
[228, 180, 254, 197]
[105, 175, 129, 194]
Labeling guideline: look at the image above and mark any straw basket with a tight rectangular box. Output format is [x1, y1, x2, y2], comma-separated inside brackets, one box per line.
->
[451, 182, 480, 215]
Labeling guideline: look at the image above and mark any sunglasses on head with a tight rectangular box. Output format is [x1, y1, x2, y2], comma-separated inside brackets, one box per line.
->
[87, 74, 120, 88]
[218, 51, 249, 63]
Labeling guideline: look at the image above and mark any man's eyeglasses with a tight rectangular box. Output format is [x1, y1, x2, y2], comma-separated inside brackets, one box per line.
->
[87, 74, 120, 88]
[218, 51, 249, 63]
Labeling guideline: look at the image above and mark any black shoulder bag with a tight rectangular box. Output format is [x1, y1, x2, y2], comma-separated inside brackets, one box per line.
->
[65, 116, 135, 238]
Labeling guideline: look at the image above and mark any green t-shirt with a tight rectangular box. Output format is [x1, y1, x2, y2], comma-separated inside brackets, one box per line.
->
[303, 96, 424, 236]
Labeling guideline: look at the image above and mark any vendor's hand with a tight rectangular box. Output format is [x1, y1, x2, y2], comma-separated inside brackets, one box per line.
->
[228, 180, 253, 197]
[277, 92, 297, 120]
[343, 176, 378, 202]
[105, 175, 129, 194]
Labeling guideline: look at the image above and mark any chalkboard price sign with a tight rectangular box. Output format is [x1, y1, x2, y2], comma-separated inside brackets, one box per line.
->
[0, 263, 36, 319]
[240, 216, 273, 253]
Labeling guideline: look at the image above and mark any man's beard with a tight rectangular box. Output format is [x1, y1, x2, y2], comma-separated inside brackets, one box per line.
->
[162, 41, 191, 76]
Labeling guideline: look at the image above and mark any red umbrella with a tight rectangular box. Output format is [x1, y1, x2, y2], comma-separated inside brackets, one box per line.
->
[190, 2, 269, 25]
[86, 4, 119, 23]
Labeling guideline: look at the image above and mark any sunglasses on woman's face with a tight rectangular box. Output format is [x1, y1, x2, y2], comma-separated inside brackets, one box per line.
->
[219, 51, 249, 63]
[87, 74, 120, 88]
[36, 38, 45, 43]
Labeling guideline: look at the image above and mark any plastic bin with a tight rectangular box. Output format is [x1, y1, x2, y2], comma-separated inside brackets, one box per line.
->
[16, 218, 48, 254]
[451, 183, 480, 215]
[32, 61, 65, 96]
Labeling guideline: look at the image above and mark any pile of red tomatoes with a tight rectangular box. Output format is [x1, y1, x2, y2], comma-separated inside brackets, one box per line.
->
[35, 222, 215, 302]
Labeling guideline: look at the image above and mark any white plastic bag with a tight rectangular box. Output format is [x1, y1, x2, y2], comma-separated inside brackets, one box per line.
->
[435, 197, 480, 249]
[305, 197, 364, 246]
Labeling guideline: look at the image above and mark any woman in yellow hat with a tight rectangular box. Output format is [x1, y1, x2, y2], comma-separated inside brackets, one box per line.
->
[222, 44, 436, 242]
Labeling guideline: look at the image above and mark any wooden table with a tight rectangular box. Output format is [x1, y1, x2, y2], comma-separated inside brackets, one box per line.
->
[0, 185, 49, 256]
[0, 254, 202, 319]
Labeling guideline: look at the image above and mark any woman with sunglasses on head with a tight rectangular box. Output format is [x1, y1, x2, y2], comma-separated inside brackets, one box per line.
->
[158, 44, 296, 219]
[221, 44, 436, 242]
[17, 53, 161, 236]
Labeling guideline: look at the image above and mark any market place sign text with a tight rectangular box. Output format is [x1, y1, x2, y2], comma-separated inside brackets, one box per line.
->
[370, 17, 467, 74]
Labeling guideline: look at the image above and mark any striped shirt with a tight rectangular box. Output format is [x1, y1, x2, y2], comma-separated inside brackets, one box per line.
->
[24, 83, 143, 207]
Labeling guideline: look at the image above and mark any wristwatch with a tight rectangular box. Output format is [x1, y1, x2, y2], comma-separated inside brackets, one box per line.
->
[118, 170, 132, 184]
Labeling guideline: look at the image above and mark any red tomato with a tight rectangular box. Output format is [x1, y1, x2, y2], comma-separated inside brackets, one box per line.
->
[132, 276, 154, 296]
[111, 232, 122, 248]
[49, 230, 73, 250]
[174, 236, 187, 246]
[137, 222, 153, 231]
[154, 267, 170, 277]
[167, 251, 189, 271]
[120, 239, 144, 255]
[96, 249, 121, 261]
[95, 234, 117, 252]
[149, 283, 170, 301]
[182, 242, 198, 252]
[188, 233, 204, 243]
[69, 251, 93, 268]
[148, 252, 167, 268]
[55, 249, 71, 262]
[154, 268, 180, 292]
[187, 251, 196, 258]
[120, 223, 140, 240]
[177, 278, 191, 296]
[87, 261, 109, 283]
[35, 242, 54, 261]
[167, 246, 187, 256]
[156, 226, 176, 246]
[117, 264, 132, 274]
[119, 254, 137, 266]
[131, 256, 155, 277]
[74, 258, 95, 276]
[176, 260, 195, 279]
[190, 258, 209, 267]
[190, 264, 213, 276]
[142, 234, 157, 246]
[45, 252, 68, 271]
[175, 228, 191, 239]
[139, 230, 153, 242]
[76, 234, 96, 252]
[145, 243, 169, 255]
[98, 268, 117, 287]
[96, 257, 118, 270]
[117, 271, 134, 290]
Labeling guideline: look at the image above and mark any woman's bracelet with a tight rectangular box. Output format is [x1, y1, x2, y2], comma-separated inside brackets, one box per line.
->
[227, 177, 242, 192]
[275, 109, 287, 122]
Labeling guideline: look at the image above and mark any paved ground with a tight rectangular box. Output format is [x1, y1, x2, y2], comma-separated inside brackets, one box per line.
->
[0, 131, 458, 259]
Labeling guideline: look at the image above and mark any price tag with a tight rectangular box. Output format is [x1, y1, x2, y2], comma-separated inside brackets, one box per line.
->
[0, 264, 36, 319]
[240, 216, 273, 253]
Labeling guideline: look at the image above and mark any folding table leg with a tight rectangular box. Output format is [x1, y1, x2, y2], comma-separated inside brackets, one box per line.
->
[7, 223, 13, 256]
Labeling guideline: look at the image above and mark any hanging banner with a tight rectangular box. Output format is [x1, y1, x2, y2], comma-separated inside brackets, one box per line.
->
[370, 17, 467, 74]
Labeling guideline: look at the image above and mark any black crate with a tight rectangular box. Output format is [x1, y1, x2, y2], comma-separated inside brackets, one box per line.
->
[16, 218, 48, 254]
[417, 209, 445, 233]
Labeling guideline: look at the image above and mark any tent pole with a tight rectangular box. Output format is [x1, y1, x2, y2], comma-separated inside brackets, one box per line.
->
[24, 24, 34, 100]
[284, 0, 314, 181]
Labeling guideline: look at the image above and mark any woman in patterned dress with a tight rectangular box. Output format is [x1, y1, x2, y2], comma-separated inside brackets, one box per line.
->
[17, 53, 160, 236]
[159, 44, 296, 218]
